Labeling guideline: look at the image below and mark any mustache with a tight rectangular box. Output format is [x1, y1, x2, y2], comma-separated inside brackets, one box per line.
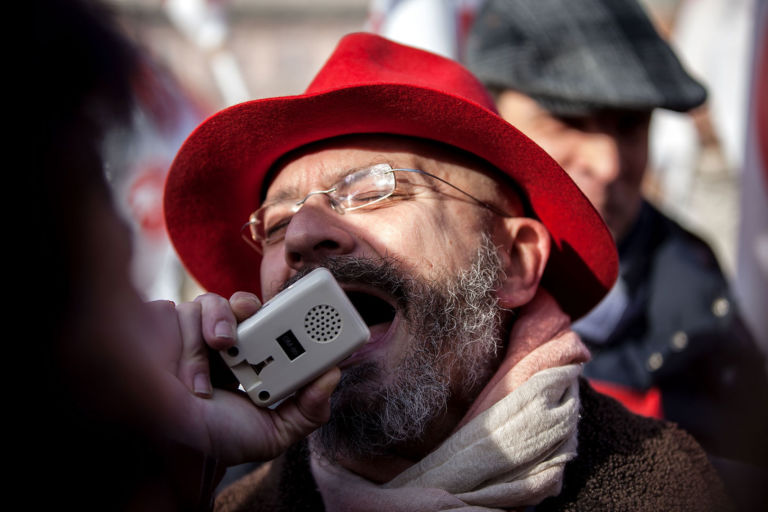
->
[280, 256, 412, 310]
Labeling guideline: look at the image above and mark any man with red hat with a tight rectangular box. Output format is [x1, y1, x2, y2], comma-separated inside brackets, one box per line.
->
[164, 33, 731, 510]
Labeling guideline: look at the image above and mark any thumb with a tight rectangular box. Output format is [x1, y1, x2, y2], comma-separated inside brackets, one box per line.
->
[272, 367, 341, 445]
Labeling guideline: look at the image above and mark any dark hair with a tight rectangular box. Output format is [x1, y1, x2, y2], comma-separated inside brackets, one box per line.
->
[21, 1, 149, 508]
[33, 0, 137, 289]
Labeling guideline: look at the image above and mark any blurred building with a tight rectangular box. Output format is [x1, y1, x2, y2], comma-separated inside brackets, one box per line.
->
[100, 0, 369, 302]
[108, 0, 369, 111]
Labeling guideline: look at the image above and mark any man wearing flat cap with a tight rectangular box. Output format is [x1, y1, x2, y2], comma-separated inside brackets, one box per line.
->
[164, 32, 732, 510]
[465, 0, 768, 474]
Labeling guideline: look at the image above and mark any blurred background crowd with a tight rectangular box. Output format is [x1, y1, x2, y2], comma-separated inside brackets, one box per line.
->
[101, 0, 766, 353]
[24, 1, 766, 508]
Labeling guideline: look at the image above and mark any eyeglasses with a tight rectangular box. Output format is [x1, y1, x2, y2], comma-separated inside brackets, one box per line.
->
[241, 163, 511, 253]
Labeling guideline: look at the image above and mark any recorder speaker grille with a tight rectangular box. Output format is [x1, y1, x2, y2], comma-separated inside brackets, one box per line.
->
[304, 304, 342, 343]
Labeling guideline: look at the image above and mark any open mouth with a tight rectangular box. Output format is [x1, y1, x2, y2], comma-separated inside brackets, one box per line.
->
[345, 290, 397, 328]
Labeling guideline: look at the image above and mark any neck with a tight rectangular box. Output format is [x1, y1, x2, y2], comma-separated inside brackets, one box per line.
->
[318, 399, 470, 483]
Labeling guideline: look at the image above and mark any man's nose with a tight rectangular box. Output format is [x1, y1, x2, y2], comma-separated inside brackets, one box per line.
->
[282, 197, 356, 270]
[571, 132, 621, 184]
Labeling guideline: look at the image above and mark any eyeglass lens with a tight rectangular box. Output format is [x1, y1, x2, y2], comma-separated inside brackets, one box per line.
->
[255, 164, 396, 245]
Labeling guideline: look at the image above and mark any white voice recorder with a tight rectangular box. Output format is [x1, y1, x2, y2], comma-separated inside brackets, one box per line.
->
[219, 267, 370, 407]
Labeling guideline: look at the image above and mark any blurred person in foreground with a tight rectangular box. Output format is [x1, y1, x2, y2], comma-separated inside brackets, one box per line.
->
[24, 0, 340, 509]
[465, 0, 768, 473]
[163, 32, 732, 510]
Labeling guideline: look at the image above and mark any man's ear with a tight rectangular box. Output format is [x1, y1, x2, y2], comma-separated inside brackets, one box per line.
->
[494, 217, 550, 309]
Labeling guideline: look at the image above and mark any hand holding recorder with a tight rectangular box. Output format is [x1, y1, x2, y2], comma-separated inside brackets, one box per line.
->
[161, 268, 366, 466]
[220, 268, 369, 407]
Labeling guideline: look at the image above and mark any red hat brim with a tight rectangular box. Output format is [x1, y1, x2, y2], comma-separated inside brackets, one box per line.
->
[164, 57, 617, 320]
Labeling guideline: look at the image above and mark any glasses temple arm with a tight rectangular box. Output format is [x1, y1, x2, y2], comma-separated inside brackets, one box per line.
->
[392, 168, 512, 218]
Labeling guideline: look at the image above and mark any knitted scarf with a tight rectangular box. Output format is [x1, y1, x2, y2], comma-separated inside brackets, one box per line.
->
[311, 290, 590, 511]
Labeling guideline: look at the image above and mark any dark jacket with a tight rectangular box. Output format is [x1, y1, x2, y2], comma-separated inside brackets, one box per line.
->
[215, 380, 733, 511]
[578, 202, 768, 467]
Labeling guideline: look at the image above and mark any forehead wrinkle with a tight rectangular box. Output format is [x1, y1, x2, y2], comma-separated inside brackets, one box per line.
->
[264, 160, 335, 204]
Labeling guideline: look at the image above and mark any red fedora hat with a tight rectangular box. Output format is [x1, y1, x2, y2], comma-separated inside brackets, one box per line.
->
[164, 32, 617, 319]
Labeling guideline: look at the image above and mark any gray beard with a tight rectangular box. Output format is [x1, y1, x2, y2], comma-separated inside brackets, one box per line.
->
[287, 234, 507, 461]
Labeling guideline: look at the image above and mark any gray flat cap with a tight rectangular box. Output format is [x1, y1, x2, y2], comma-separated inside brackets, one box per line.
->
[465, 0, 707, 115]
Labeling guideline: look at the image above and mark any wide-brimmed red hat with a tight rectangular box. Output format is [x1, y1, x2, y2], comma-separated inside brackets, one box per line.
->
[164, 32, 617, 319]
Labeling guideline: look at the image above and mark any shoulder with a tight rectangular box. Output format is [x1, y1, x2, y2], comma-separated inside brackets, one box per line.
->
[640, 205, 748, 354]
[538, 379, 734, 511]
[618, 203, 736, 340]
[644, 205, 726, 291]
[215, 461, 278, 512]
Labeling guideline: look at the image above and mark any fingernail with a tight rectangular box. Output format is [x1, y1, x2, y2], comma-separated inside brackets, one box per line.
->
[215, 320, 235, 339]
[243, 295, 262, 308]
[194, 373, 212, 398]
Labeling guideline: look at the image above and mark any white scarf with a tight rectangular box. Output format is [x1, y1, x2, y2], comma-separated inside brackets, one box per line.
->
[311, 291, 588, 511]
[311, 365, 581, 511]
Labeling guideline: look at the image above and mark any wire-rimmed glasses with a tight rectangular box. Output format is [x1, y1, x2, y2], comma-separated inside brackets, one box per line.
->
[241, 163, 510, 253]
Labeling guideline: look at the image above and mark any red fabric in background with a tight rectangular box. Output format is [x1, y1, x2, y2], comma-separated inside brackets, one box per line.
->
[589, 379, 663, 419]
[757, 13, 768, 190]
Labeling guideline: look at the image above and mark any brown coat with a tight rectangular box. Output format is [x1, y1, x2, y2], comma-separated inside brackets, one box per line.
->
[216, 380, 733, 511]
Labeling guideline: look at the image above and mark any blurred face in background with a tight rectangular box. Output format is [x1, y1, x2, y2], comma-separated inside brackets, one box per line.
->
[496, 90, 651, 242]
